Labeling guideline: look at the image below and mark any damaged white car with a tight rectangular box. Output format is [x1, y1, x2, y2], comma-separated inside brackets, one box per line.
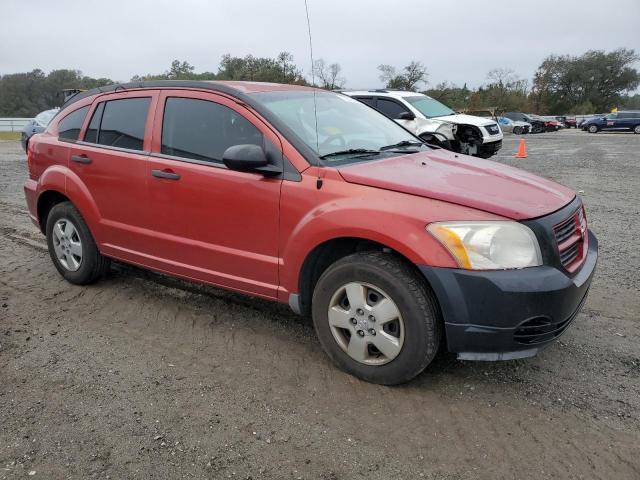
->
[342, 90, 503, 158]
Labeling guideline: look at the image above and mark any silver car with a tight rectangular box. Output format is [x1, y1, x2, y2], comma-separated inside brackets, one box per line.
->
[21, 108, 59, 152]
[497, 116, 530, 135]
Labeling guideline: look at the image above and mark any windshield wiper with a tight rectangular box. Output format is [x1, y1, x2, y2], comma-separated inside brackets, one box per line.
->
[319, 148, 380, 159]
[379, 140, 424, 151]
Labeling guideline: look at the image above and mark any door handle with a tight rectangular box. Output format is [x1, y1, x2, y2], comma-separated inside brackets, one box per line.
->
[71, 154, 92, 164]
[152, 169, 180, 180]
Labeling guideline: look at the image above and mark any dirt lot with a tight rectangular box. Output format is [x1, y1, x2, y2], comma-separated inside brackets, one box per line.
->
[1, 130, 639, 479]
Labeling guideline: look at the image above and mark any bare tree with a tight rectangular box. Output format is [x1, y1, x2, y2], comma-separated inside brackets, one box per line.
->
[487, 68, 518, 88]
[313, 59, 346, 89]
[377, 64, 397, 85]
[403, 61, 428, 91]
[378, 62, 427, 91]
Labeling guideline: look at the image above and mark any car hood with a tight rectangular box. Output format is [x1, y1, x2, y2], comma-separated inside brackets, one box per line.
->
[338, 149, 575, 220]
[433, 113, 496, 127]
[412, 116, 448, 134]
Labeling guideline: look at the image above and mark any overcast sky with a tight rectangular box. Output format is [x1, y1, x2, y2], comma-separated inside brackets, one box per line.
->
[2, 0, 639, 89]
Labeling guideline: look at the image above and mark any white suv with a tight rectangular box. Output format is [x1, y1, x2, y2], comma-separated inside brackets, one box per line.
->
[342, 90, 503, 158]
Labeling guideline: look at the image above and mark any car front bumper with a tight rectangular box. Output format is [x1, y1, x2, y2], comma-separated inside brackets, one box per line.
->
[419, 230, 597, 360]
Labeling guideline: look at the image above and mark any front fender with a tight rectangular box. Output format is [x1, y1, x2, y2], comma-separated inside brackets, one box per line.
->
[278, 189, 459, 296]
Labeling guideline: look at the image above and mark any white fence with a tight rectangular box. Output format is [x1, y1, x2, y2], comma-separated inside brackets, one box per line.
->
[0, 118, 32, 132]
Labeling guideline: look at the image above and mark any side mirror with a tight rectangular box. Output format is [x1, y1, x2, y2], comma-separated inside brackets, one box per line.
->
[222, 144, 280, 176]
[397, 111, 415, 121]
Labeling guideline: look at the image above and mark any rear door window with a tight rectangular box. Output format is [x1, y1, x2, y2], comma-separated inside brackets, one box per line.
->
[58, 106, 89, 141]
[83, 102, 105, 144]
[95, 98, 151, 151]
[160, 97, 263, 163]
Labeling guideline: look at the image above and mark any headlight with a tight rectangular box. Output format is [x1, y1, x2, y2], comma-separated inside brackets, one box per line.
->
[427, 221, 542, 270]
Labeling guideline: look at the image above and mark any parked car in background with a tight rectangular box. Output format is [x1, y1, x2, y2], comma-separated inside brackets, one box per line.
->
[23, 80, 597, 385]
[497, 116, 531, 135]
[558, 116, 577, 128]
[503, 112, 546, 133]
[343, 90, 503, 158]
[21, 108, 59, 152]
[582, 111, 640, 133]
[540, 116, 563, 132]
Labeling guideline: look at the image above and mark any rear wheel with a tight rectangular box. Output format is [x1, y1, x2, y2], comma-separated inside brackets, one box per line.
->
[46, 202, 110, 285]
[588, 125, 599, 133]
[311, 251, 441, 385]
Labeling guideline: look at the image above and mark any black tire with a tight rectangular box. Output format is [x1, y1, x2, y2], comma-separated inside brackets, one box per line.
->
[311, 251, 441, 385]
[633, 125, 640, 134]
[513, 126, 523, 135]
[45, 201, 110, 285]
[588, 125, 599, 134]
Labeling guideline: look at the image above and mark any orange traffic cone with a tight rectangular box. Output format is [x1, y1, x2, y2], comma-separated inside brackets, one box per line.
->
[515, 139, 528, 158]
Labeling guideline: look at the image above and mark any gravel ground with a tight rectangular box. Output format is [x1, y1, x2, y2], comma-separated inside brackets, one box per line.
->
[1, 129, 639, 479]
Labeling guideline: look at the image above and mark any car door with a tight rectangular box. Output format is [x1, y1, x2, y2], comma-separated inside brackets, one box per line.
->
[374, 97, 417, 130]
[616, 112, 635, 130]
[143, 90, 283, 298]
[68, 91, 158, 257]
[602, 113, 618, 130]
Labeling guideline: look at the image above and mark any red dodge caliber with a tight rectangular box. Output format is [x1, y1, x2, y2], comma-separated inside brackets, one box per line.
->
[24, 81, 597, 384]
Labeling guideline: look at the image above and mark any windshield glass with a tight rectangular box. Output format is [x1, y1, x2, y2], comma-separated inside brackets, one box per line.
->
[35, 109, 59, 127]
[253, 90, 422, 162]
[403, 95, 455, 118]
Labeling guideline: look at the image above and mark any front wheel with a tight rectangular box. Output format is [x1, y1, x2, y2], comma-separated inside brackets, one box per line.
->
[311, 251, 441, 385]
[634, 125, 640, 134]
[588, 125, 599, 133]
[46, 201, 110, 285]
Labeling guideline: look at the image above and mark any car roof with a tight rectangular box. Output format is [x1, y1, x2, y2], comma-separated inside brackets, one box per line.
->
[61, 80, 318, 110]
[341, 90, 428, 100]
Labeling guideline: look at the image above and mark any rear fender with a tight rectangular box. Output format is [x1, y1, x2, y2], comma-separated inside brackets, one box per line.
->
[37, 165, 102, 237]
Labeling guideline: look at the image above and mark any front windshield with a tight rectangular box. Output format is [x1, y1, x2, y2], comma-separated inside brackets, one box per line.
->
[403, 95, 455, 118]
[253, 90, 422, 162]
[35, 109, 59, 127]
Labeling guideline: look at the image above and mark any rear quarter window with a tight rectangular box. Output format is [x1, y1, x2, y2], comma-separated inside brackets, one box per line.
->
[58, 106, 90, 141]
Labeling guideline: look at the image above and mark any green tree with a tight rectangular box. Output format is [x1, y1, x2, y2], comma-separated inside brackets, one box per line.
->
[531, 49, 640, 113]
[0, 69, 112, 117]
[217, 52, 307, 84]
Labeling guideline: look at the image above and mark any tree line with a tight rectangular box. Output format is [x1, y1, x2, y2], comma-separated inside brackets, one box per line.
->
[1, 49, 638, 117]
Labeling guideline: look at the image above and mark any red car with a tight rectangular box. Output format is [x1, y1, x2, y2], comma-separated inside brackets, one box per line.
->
[24, 81, 597, 384]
